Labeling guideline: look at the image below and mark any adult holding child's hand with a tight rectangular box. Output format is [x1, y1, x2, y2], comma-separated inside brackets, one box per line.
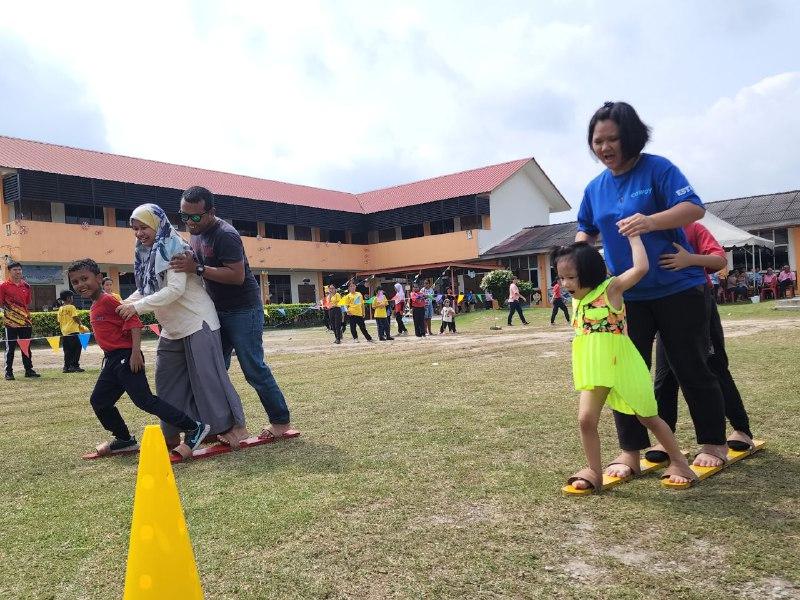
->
[575, 101, 727, 477]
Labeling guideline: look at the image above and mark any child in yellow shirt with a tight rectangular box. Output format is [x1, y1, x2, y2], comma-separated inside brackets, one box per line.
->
[343, 282, 373, 342]
[57, 290, 89, 373]
[325, 284, 343, 345]
[373, 289, 394, 341]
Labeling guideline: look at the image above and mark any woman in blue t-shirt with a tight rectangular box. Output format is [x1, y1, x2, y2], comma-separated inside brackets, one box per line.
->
[575, 101, 727, 478]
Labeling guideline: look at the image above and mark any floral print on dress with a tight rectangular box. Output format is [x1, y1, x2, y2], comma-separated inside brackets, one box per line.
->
[575, 292, 627, 336]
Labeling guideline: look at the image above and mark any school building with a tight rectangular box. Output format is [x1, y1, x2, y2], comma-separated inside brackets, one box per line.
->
[0, 135, 569, 310]
[481, 189, 800, 304]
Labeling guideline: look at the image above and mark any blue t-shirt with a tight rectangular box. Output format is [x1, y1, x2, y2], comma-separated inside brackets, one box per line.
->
[577, 153, 707, 301]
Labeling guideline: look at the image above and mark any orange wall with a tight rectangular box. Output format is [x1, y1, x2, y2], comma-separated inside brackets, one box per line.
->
[241, 236, 368, 271]
[367, 230, 479, 271]
[792, 226, 800, 269]
[5, 221, 480, 273]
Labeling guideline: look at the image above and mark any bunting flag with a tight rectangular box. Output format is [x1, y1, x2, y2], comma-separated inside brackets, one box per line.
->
[435, 294, 443, 302]
[78, 332, 92, 349]
[148, 324, 161, 336]
[477, 294, 484, 302]
[17, 338, 31, 358]
[47, 336, 61, 352]
[457, 294, 464, 304]
[277, 308, 286, 316]
[365, 296, 375, 304]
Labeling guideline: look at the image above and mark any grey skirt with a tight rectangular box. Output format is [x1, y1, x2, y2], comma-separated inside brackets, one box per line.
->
[155, 322, 246, 438]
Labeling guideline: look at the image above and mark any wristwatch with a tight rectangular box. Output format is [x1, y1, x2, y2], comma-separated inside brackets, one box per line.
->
[195, 265, 205, 277]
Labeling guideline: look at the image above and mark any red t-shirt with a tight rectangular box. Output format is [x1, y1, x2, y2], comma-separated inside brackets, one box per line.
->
[552, 282, 562, 299]
[410, 292, 426, 308]
[684, 222, 725, 287]
[0, 279, 32, 327]
[90, 293, 143, 352]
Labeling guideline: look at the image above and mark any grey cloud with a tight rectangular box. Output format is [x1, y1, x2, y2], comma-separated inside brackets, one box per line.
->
[0, 37, 108, 150]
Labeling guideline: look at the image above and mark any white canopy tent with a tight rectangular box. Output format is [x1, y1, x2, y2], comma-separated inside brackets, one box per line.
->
[699, 211, 774, 249]
[699, 211, 774, 278]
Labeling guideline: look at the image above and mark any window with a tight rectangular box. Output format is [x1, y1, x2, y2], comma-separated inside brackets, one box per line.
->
[265, 223, 288, 240]
[293, 225, 312, 241]
[166, 213, 184, 231]
[65, 204, 104, 226]
[528, 267, 539, 288]
[378, 228, 397, 242]
[351, 231, 368, 244]
[401, 223, 424, 239]
[327, 229, 347, 244]
[18, 198, 52, 222]
[459, 214, 483, 231]
[733, 228, 790, 271]
[118, 273, 136, 303]
[115, 208, 132, 228]
[233, 219, 258, 238]
[430, 218, 455, 235]
[268, 274, 292, 304]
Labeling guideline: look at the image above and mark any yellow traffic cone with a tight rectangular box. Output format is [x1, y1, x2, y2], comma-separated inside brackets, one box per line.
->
[123, 425, 203, 599]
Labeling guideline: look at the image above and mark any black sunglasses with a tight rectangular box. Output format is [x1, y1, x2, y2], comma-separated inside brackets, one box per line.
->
[179, 210, 210, 223]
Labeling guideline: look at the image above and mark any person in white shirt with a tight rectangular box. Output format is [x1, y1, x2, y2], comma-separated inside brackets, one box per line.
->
[439, 299, 457, 334]
[116, 204, 248, 448]
[507, 276, 529, 326]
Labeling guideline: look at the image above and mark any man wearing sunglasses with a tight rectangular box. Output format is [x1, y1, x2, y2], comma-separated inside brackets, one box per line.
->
[169, 186, 298, 441]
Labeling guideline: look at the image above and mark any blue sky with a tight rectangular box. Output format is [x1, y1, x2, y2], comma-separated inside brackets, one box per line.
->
[1, 1, 798, 222]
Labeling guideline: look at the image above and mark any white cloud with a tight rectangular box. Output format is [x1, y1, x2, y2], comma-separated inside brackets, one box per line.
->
[1, 0, 798, 224]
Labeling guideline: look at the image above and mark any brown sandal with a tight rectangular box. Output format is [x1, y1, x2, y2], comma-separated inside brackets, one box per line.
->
[604, 454, 642, 478]
[566, 468, 602, 492]
[171, 443, 193, 461]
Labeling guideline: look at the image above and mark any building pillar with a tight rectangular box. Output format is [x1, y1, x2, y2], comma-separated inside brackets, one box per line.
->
[107, 266, 121, 293]
[538, 254, 551, 307]
[104, 207, 115, 228]
[423, 222, 431, 236]
[260, 271, 269, 305]
[257, 222, 266, 238]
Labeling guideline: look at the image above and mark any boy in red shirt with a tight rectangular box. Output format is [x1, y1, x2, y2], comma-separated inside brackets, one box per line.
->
[67, 259, 209, 457]
[549, 280, 570, 325]
[1, 261, 40, 380]
[653, 221, 754, 454]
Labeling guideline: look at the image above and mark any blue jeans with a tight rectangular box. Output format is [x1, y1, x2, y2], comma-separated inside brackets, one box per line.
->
[218, 305, 290, 425]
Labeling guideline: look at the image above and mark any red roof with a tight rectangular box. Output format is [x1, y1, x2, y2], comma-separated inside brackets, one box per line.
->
[355, 158, 530, 212]
[0, 135, 534, 214]
[0, 136, 361, 213]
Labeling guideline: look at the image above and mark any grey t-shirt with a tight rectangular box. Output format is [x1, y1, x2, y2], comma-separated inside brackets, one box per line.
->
[190, 219, 262, 311]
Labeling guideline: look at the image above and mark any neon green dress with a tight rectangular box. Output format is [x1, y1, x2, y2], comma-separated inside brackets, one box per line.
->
[571, 278, 657, 417]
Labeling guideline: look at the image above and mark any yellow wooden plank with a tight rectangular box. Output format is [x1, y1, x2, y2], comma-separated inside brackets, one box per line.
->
[660, 439, 766, 490]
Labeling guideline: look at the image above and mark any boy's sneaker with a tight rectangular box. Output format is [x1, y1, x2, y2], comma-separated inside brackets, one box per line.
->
[185, 422, 211, 451]
[108, 436, 139, 453]
[25, 370, 41, 378]
[5, 373, 14, 381]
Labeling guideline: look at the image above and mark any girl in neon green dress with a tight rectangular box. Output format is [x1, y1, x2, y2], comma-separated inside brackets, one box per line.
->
[555, 236, 695, 492]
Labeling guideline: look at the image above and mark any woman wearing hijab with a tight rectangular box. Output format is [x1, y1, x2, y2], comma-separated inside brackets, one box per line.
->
[392, 282, 408, 335]
[116, 204, 249, 448]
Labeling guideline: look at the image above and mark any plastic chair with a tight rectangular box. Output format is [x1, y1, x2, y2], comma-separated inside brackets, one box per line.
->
[760, 282, 778, 301]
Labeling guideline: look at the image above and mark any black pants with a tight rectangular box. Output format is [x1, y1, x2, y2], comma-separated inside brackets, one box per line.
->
[90, 348, 197, 440]
[328, 307, 343, 342]
[412, 307, 426, 337]
[654, 289, 751, 438]
[323, 308, 331, 330]
[440, 320, 456, 333]
[507, 300, 528, 325]
[62, 333, 82, 369]
[4, 326, 33, 374]
[550, 298, 569, 324]
[779, 279, 794, 297]
[376, 317, 391, 339]
[348, 315, 372, 340]
[613, 286, 726, 450]
[394, 302, 408, 333]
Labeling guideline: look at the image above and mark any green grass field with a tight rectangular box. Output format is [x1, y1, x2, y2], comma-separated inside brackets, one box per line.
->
[1, 302, 798, 599]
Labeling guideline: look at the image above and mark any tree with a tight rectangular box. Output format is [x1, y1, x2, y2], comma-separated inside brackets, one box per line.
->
[479, 270, 514, 306]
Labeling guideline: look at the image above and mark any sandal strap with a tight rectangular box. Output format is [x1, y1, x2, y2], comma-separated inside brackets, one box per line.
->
[567, 468, 601, 489]
[605, 460, 641, 476]
[172, 443, 193, 460]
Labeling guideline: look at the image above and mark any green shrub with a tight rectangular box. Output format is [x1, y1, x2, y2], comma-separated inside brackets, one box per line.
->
[0, 303, 323, 344]
[264, 303, 324, 328]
